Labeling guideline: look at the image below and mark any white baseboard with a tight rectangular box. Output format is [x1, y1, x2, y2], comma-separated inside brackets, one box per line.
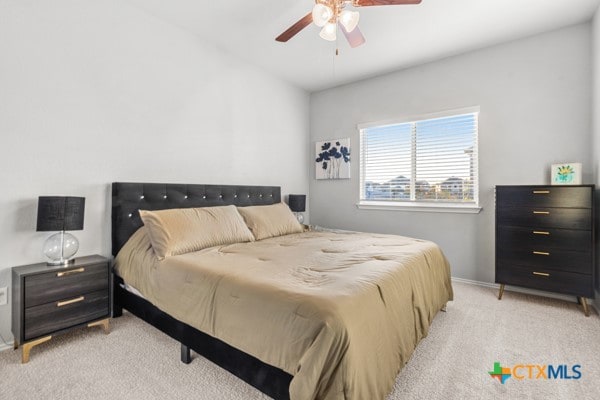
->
[0, 342, 12, 352]
[451, 276, 596, 310]
[451, 276, 499, 289]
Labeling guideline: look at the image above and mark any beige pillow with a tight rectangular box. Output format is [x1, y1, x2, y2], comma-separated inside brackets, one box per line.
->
[237, 203, 303, 240]
[139, 205, 255, 260]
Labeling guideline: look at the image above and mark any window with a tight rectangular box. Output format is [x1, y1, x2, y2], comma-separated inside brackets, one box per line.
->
[359, 108, 479, 212]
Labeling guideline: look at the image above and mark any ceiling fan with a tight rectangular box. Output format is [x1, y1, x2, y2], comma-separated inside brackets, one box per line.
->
[276, 0, 422, 48]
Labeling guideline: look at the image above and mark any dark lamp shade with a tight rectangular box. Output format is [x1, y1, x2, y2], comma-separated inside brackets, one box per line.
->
[288, 194, 306, 213]
[37, 196, 85, 232]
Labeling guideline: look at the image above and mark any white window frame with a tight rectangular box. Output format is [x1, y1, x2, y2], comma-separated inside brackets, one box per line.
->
[357, 106, 481, 214]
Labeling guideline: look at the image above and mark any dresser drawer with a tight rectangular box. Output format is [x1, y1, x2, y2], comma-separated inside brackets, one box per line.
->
[24, 262, 108, 308]
[24, 290, 109, 340]
[497, 247, 591, 274]
[496, 186, 592, 208]
[496, 207, 591, 230]
[496, 264, 593, 297]
[497, 226, 591, 252]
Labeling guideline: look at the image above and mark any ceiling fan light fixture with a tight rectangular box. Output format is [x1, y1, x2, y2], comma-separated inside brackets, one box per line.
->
[276, 0, 422, 45]
[339, 10, 360, 33]
[319, 22, 337, 41]
[312, 3, 333, 27]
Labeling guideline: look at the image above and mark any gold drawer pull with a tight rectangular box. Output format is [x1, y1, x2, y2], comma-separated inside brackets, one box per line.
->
[533, 231, 550, 235]
[533, 211, 550, 215]
[533, 251, 550, 256]
[533, 190, 550, 194]
[533, 272, 550, 277]
[57, 296, 84, 307]
[57, 267, 85, 277]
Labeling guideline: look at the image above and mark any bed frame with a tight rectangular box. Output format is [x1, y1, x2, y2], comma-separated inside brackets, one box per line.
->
[111, 182, 293, 400]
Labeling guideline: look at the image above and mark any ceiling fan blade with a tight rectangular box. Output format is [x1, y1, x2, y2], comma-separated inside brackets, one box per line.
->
[355, 0, 422, 6]
[340, 24, 366, 48]
[276, 13, 313, 42]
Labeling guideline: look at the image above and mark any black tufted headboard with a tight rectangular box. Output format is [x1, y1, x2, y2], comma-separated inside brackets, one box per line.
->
[112, 182, 281, 256]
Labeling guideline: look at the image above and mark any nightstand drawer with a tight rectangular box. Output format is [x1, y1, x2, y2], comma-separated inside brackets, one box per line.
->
[497, 226, 591, 252]
[496, 247, 591, 274]
[496, 186, 591, 208]
[496, 264, 593, 297]
[24, 290, 109, 340]
[24, 262, 108, 308]
[496, 207, 591, 230]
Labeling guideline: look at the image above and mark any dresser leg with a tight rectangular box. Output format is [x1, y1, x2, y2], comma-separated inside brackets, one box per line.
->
[498, 284, 505, 300]
[21, 336, 52, 363]
[579, 297, 590, 317]
[13, 341, 18, 350]
[88, 318, 110, 334]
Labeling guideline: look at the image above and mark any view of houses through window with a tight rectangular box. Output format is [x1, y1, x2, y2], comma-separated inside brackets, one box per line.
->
[359, 110, 479, 205]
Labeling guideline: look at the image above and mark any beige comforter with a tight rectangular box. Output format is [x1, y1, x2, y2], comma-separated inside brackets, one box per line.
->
[115, 228, 453, 400]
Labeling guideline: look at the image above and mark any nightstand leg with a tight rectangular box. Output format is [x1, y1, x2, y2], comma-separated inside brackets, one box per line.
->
[498, 284, 505, 300]
[21, 336, 52, 363]
[88, 318, 110, 334]
[579, 297, 590, 317]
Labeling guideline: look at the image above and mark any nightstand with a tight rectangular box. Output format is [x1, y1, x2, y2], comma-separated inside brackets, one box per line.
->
[11, 255, 111, 363]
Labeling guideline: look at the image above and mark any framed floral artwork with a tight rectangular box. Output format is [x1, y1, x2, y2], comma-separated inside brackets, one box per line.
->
[315, 138, 351, 180]
[551, 163, 582, 185]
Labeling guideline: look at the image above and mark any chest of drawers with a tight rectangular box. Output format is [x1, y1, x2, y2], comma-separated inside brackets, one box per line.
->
[495, 185, 595, 316]
[11, 255, 111, 362]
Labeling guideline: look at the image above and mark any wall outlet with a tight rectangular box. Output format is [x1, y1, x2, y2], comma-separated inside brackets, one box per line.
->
[0, 287, 7, 306]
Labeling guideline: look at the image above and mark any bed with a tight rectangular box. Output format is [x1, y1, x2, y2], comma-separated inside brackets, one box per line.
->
[111, 182, 453, 400]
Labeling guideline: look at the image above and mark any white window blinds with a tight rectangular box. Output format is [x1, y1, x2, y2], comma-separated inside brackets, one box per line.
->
[360, 111, 479, 205]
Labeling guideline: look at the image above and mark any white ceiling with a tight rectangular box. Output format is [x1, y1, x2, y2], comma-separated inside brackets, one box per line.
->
[126, 0, 600, 92]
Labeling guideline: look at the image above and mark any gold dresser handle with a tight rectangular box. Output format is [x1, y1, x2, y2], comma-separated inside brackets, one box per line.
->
[57, 296, 84, 307]
[57, 267, 85, 277]
[533, 190, 550, 194]
[532, 251, 550, 256]
[533, 272, 550, 277]
[533, 231, 550, 235]
[533, 211, 550, 215]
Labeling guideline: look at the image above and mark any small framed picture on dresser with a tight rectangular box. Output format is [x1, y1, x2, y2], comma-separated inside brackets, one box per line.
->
[551, 163, 582, 185]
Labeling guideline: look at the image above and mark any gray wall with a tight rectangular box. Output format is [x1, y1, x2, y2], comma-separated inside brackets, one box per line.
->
[310, 24, 593, 285]
[0, 0, 309, 346]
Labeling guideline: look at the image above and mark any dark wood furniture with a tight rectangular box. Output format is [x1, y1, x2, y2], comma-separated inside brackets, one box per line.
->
[495, 185, 595, 316]
[112, 183, 292, 400]
[12, 255, 111, 362]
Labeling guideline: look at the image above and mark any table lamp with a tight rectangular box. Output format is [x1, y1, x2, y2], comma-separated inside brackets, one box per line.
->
[288, 194, 306, 224]
[37, 196, 85, 265]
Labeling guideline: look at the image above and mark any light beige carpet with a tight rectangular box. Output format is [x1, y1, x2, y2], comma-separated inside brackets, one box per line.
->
[1, 282, 599, 400]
